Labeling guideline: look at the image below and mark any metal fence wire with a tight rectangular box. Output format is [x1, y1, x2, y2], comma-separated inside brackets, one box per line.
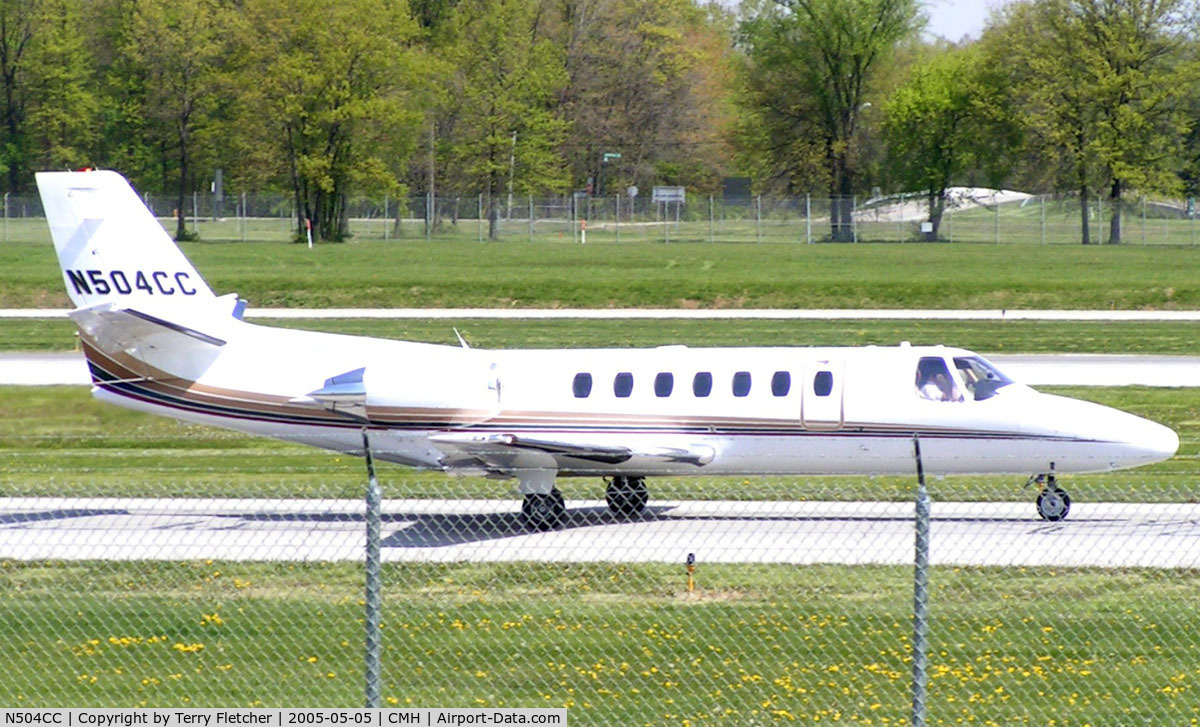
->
[3, 189, 1199, 245]
[2, 407, 1199, 723]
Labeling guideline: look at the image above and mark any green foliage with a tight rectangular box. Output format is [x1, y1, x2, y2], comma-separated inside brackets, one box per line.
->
[737, 0, 922, 239]
[233, 0, 424, 242]
[986, 0, 1199, 243]
[881, 47, 1018, 237]
[435, 0, 568, 238]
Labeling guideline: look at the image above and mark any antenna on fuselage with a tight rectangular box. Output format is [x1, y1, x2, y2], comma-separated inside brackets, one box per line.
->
[453, 328, 471, 349]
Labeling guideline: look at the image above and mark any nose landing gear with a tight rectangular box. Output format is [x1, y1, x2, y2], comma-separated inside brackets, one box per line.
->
[1028, 473, 1071, 521]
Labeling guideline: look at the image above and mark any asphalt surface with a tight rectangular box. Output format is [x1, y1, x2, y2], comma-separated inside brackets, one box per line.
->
[2, 497, 1198, 567]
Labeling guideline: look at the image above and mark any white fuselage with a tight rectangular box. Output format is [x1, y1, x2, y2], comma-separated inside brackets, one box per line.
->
[83, 315, 1179, 489]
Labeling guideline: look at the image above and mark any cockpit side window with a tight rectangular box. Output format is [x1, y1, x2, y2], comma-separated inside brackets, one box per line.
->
[953, 356, 1014, 401]
[915, 357, 963, 402]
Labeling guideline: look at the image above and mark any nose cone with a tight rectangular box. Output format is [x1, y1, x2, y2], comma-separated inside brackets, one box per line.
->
[1131, 416, 1180, 465]
[1039, 394, 1179, 471]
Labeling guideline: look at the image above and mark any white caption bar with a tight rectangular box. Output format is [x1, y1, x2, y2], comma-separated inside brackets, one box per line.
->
[0, 710, 566, 727]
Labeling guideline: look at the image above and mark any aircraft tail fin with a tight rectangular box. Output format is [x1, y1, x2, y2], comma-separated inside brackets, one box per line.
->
[35, 170, 217, 310]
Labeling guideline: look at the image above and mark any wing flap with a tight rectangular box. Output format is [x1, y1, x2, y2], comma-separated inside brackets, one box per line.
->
[429, 432, 715, 473]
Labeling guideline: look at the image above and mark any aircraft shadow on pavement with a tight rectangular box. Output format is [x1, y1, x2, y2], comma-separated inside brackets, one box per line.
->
[0, 508, 127, 525]
[229, 505, 1076, 549]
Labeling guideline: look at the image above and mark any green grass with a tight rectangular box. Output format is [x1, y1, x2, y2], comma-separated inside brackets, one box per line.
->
[1, 385, 1195, 504]
[1, 560, 1197, 723]
[6, 238, 1200, 309]
[8, 315, 1200, 354]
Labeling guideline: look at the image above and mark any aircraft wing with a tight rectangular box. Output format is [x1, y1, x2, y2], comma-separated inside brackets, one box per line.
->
[428, 432, 715, 473]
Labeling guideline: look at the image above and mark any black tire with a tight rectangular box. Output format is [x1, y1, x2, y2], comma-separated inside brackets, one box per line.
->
[522, 489, 566, 530]
[1036, 488, 1071, 521]
[605, 476, 648, 517]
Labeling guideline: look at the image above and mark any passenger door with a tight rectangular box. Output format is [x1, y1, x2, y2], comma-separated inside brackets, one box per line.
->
[801, 360, 845, 430]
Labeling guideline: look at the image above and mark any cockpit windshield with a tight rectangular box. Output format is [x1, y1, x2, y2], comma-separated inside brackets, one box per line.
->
[952, 356, 1014, 401]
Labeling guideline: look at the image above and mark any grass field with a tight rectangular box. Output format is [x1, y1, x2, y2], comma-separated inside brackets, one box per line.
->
[1, 560, 1197, 723]
[5, 218, 1200, 718]
[6, 315, 1200, 354]
[5, 238, 1200, 310]
[1, 384, 1195, 504]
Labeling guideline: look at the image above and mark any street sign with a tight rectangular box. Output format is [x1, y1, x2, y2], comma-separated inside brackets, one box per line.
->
[652, 186, 685, 203]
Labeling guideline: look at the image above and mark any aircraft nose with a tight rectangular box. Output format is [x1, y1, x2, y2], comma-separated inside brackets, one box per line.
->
[1106, 408, 1178, 467]
[1138, 418, 1179, 461]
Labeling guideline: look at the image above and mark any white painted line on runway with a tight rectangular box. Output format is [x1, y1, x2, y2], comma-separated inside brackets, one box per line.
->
[3, 497, 1198, 568]
[6, 308, 1200, 321]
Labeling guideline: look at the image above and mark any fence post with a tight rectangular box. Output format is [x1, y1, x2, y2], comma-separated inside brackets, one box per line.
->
[615, 193, 621, 244]
[994, 193, 999, 244]
[361, 430, 382, 709]
[852, 196, 858, 243]
[478, 193, 484, 242]
[709, 195, 714, 244]
[3, 192, 7, 243]
[755, 195, 762, 244]
[911, 434, 931, 727]
[384, 195, 389, 242]
[1142, 196, 1147, 246]
[1041, 195, 1045, 245]
[193, 192, 199, 239]
[805, 194, 811, 244]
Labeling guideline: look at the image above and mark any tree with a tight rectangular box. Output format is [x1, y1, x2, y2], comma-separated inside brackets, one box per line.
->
[882, 47, 1017, 239]
[125, 0, 232, 241]
[0, 0, 96, 193]
[739, 0, 921, 240]
[990, 0, 1197, 243]
[553, 0, 736, 195]
[234, 0, 423, 242]
[437, 0, 568, 239]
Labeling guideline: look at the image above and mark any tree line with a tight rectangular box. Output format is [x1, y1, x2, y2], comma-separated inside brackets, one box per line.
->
[1, 0, 1196, 243]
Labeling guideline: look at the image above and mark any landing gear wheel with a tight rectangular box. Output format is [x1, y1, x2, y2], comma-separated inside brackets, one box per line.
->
[605, 476, 649, 517]
[522, 489, 566, 531]
[1036, 487, 1071, 521]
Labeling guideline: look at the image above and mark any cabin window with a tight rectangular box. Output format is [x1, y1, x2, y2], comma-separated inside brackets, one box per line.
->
[693, 372, 713, 397]
[732, 371, 752, 397]
[572, 373, 593, 398]
[954, 356, 1014, 401]
[813, 371, 834, 396]
[654, 372, 674, 397]
[771, 371, 791, 397]
[614, 372, 634, 398]
[916, 357, 963, 402]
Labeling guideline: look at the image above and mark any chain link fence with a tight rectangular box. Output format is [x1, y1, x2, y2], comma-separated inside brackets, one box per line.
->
[3, 189, 1199, 245]
[2, 389, 1199, 722]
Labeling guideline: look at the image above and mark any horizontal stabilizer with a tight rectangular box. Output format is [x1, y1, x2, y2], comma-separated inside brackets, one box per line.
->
[70, 303, 226, 357]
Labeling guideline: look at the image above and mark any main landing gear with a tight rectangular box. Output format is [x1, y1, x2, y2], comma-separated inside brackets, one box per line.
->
[1028, 473, 1071, 521]
[605, 476, 649, 517]
[522, 489, 565, 531]
[519, 476, 650, 531]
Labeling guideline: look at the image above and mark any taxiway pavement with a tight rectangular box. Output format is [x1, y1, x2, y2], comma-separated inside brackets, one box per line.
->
[2, 497, 1198, 568]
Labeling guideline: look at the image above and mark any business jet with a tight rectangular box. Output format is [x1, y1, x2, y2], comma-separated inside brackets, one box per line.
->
[36, 170, 1179, 529]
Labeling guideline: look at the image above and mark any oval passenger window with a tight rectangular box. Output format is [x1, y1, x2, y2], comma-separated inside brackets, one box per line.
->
[813, 370, 834, 397]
